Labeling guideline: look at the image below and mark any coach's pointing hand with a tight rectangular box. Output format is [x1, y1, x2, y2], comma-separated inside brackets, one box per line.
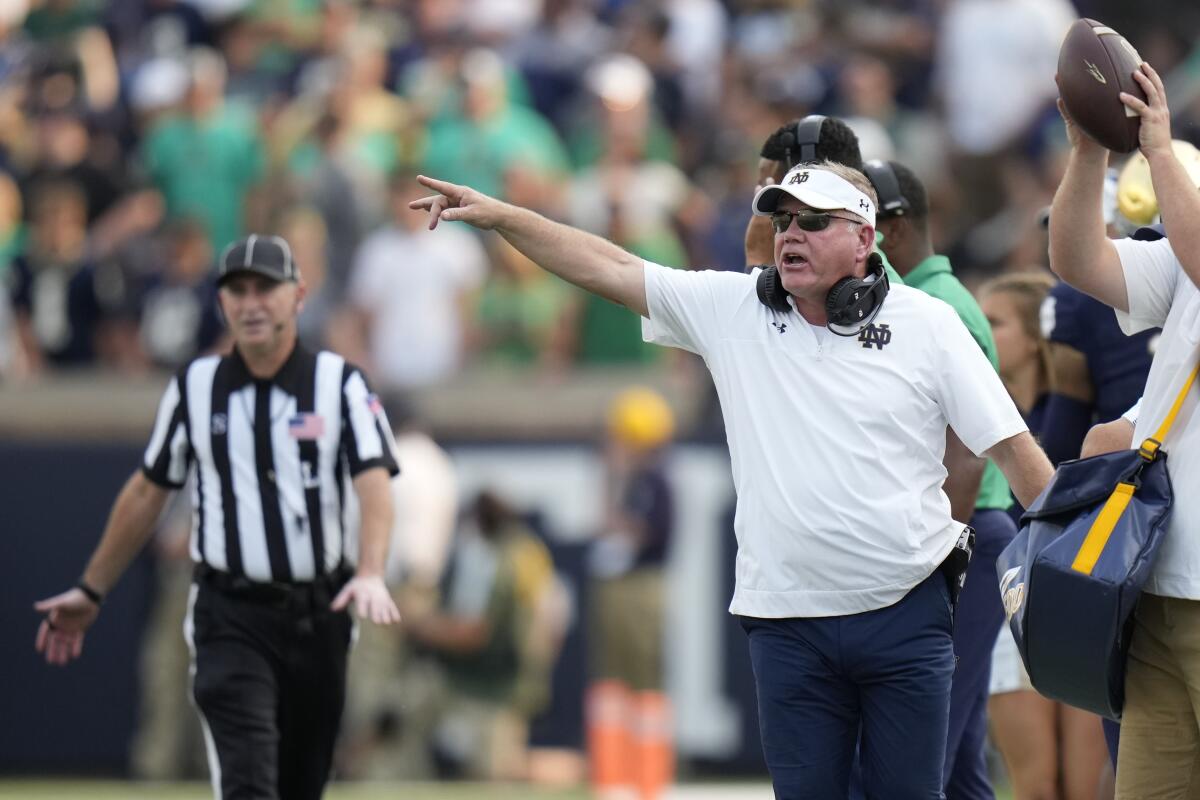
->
[409, 175, 508, 231]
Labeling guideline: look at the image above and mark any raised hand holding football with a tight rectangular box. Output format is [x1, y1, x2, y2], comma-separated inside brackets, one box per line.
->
[1057, 18, 1146, 153]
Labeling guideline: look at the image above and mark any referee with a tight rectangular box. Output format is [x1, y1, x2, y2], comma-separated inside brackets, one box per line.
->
[33, 234, 401, 800]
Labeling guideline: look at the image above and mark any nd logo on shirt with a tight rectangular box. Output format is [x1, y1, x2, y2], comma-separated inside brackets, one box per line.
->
[766, 320, 893, 347]
[858, 323, 892, 350]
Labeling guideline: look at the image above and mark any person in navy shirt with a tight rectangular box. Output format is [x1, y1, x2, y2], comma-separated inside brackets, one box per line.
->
[1038, 226, 1159, 467]
[9, 181, 109, 370]
[133, 218, 224, 369]
[1036, 223, 1162, 783]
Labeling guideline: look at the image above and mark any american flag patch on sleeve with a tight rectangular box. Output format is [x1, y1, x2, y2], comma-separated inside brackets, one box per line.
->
[367, 393, 384, 416]
[288, 413, 325, 439]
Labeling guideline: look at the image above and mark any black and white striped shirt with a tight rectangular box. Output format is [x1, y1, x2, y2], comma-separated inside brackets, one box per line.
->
[142, 343, 399, 583]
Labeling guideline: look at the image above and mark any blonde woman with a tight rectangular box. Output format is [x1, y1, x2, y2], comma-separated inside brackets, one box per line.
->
[980, 272, 1110, 800]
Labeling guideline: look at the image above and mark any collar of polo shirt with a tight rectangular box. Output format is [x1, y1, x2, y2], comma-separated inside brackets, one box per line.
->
[228, 342, 311, 392]
[752, 166, 876, 226]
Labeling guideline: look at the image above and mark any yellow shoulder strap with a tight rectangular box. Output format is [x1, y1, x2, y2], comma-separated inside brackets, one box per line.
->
[1073, 361, 1200, 574]
[1139, 362, 1200, 461]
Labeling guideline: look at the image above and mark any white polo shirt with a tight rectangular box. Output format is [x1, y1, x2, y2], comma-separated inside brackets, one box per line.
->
[641, 262, 1026, 618]
[1114, 237, 1200, 599]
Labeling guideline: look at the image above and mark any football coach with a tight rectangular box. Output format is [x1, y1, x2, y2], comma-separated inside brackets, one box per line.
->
[411, 162, 1054, 799]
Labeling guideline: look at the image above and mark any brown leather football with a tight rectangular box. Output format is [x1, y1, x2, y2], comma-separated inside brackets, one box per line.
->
[1057, 18, 1146, 153]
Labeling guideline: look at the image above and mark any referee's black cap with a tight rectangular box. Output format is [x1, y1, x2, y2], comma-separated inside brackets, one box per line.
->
[217, 234, 299, 286]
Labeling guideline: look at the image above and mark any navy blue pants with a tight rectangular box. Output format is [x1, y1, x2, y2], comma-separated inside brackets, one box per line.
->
[742, 571, 955, 799]
[943, 509, 1017, 799]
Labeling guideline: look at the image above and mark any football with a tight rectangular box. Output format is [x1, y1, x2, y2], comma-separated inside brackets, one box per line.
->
[1057, 18, 1146, 153]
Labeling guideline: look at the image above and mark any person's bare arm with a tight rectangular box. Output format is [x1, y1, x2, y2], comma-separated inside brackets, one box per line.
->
[1126, 63, 1200, 291]
[1048, 343, 1095, 403]
[332, 467, 401, 625]
[404, 613, 490, 654]
[744, 156, 786, 267]
[943, 427, 986, 523]
[1080, 418, 1136, 459]
[34, 471, 172, 665]
[14, 314, 44, 376]
[1038, 343, 1097, 464]
[411, 176, 648, 317]
[76, 26, 120, 110]
[745, 216, 775, 268]
[984, 432, 1055, 510]
[1047, 99, 1128, 311]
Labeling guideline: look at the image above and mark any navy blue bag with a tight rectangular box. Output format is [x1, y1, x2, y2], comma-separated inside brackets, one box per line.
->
[996, 447, 1172, 719]
[996, 365, 1197, 719]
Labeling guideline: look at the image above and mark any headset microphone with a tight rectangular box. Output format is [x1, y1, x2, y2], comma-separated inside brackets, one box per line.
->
[756, 252, 889, 337]
[824, 252, 889, 336]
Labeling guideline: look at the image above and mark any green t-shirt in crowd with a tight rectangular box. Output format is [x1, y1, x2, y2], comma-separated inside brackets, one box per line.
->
[903, 254, 1012, 511]
[577, 231, 686, 364]
[476, 274, 570, 365]
[420, 106, 569, 200]
[23, 1, 101, 41]
[142, 106, 265, 254]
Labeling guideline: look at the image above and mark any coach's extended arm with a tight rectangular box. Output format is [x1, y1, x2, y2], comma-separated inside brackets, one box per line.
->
[410, 175, 649, 317]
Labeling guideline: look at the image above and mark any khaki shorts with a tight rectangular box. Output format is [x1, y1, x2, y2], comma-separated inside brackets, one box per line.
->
[589, 568, 665, 691]
[1116, 593, 1200, 799]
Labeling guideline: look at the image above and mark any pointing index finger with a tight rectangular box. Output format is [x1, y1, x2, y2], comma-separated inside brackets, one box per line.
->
[416, 175, 459, 196]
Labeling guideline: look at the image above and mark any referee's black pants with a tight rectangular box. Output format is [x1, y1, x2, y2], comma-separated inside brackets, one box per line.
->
[186, 568, 353, 800]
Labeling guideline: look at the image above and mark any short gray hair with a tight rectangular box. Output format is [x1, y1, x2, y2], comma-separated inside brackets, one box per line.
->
[813, 160, 878, 225]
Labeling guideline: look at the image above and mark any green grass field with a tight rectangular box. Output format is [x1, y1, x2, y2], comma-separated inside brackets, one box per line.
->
[0, 781, 1014, 799]
[0, 783, 585, 800]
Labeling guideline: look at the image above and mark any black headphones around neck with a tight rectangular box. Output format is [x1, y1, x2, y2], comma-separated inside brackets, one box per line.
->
[778, 114, 826, 168]
[755, 252, 890, 336]
[862, 159, 910, 219]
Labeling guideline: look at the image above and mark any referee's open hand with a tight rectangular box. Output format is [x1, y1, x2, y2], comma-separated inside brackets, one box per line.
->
[408, 175, 506, 232]
[34, 588, 99, 666]
[331, 574, 401, 625]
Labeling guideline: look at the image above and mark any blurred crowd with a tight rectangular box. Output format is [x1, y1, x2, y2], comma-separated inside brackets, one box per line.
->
[11, 1, 1200, 796]
[4, 0, 1200, 390]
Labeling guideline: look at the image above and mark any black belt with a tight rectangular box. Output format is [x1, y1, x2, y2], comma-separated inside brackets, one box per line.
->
[194, 563, 351, 610]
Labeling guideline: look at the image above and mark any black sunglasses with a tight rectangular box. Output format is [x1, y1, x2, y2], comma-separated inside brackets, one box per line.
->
[770, 210, 862, 234]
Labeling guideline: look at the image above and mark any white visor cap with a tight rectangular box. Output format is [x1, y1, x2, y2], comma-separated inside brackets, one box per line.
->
[753, 166, 876, 227]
